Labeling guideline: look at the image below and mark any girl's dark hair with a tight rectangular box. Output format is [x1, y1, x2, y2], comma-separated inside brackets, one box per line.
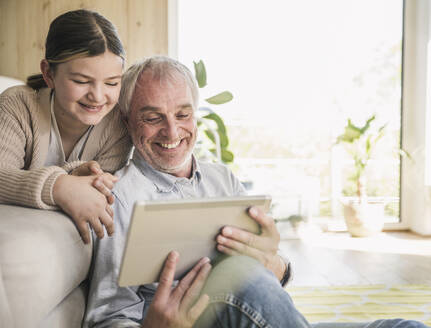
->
[27, 9, 125, 90]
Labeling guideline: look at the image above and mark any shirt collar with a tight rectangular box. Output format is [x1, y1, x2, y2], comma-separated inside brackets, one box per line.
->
[131, 150, 202, 193]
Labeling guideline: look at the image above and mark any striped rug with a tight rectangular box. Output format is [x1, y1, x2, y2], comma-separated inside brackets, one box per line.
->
[287, 285, 431, 325]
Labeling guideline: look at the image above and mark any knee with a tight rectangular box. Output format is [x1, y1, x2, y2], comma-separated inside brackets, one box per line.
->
[203, 255, 300, 316]
[203, 255, 280, 297]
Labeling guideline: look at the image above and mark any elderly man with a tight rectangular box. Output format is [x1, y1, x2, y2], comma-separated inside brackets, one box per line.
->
[84, 56, 428, 328]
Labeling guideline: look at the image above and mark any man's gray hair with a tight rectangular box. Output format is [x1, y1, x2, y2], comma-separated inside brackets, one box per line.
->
[118, 55, 199, 117]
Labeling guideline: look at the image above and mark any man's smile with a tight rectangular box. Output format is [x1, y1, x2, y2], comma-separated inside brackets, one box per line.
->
[157, 139, 182, 149]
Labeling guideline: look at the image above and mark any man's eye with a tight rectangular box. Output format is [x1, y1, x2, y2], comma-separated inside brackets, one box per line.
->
[144, 117, 161, 123]
[73, 80, 88, 84]
[177, 113, 190, 119]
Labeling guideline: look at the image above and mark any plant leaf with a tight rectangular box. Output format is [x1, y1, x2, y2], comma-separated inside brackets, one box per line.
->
[204, 130, 216, 144]
[378, 123, 387, 133]
[221, 149, 234, 163]
[337, 121, 362, 143]
[218, 130, 229, 148]
[203, 113, 227, 134]
[194, 60, 207, 88]
[360, 115, 375, 133]
[205, 91, 233, 105]
[365, 135, 372, 155]
[209, 147, 234, 163]
[202, 119, 229, 148]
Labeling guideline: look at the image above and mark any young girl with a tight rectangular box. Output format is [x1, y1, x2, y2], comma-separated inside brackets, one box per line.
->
[0, 9, 132, 244]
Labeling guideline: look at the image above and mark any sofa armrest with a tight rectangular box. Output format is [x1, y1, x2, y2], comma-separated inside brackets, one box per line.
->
[0, 204, 92, 327]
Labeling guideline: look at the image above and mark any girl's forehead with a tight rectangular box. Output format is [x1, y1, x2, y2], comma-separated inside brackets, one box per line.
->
[57, 51, 123, 75]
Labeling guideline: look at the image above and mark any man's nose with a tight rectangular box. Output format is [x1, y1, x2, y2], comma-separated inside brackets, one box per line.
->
[162, 117, 180, 140]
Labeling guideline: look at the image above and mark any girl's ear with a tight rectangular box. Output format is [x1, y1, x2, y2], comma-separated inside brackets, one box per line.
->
[40, 59, 55, 89]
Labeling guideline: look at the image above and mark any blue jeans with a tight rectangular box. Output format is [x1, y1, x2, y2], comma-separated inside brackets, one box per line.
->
[311, 322, 428, 328]
[142, 255, 429, 328]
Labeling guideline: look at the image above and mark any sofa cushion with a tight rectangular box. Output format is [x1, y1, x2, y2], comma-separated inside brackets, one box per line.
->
[41, 282, 87, 328]
[0, 204, 92, 327]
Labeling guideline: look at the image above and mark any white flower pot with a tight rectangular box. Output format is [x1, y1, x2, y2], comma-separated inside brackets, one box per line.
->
[343, 201, 385, 237]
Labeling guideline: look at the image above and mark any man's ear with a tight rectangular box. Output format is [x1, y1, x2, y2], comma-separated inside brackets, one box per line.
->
[40, 59, 55, 89]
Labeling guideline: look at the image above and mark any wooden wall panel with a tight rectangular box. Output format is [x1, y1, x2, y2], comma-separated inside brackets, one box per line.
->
[0, 0, 168, 81]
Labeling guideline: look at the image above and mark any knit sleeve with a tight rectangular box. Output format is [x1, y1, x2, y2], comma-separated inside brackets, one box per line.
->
[0, 166, 66, 209]
[0, 89, 66, 209]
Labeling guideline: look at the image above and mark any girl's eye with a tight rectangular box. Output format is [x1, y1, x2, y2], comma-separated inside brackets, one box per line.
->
[105, 82, 119, 87]
[73, 80, 88, 84]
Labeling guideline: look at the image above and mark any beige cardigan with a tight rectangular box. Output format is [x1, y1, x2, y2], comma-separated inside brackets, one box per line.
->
[0, 85, 132, 209]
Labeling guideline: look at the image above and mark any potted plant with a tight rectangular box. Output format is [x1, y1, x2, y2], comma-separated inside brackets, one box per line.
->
[336, 115, 406, 237]
[192, 60, 235, 164]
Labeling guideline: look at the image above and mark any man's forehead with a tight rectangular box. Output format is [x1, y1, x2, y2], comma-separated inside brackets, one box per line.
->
[132, 72, 192, 106]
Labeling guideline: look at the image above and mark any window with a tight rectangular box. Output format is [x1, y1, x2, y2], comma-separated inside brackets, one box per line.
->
[174, 0, 404, 227]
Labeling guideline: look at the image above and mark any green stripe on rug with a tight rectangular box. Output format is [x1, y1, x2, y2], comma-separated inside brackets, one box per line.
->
[286, 285, 431, 325]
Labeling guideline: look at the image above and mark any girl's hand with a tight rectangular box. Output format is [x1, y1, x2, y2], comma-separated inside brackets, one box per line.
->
[53, 174, 115, 244]
[71, 161, 119, 205]
[70, 160, 104, 176]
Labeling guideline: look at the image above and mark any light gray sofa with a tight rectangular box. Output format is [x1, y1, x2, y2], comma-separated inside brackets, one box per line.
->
[0, 204, 92, 327]
[0, 76, 92, 327]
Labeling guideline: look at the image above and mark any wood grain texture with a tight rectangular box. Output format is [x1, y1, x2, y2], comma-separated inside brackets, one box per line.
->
[280, 231, 431, 287]
[0, 0, 168, 81]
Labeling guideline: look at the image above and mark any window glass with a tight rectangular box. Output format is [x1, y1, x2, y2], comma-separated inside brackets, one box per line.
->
[178, 0, 403, 224]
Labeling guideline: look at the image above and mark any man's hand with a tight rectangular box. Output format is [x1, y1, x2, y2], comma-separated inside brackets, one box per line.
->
[53, 174, 115, 244]
[70, 160, 119, 205]
[216, 206, 286, 280]
[142, 251, 211, 328]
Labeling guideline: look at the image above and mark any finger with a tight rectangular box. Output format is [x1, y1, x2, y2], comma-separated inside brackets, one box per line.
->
[99, 173, 116, 189]
[216, 243, 241, 257]
[92, 176, 115, 205]
[88, 161, 103, 175]
[221, 226, 262, 250]
[92, 177, 113, 199]
[101, 172, 119, 185]
[110, 173, 119, 183]
[99, 210, 114, 236]
[180, 262, 211, 312]
[89, 217, 105, 239]
[76, 221, 91, 244]
[248, 207, 277, 234]
[154, 251, 179, 304]
[106, 205, 114, 218]
[217, 235, 263, 261]
[172, 257, 210, 303]
[107, 194, 115, 205]
[188, 294, 210, 323]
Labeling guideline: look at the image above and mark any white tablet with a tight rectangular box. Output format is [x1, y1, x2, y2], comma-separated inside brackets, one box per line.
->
[118, 195, 272, 287]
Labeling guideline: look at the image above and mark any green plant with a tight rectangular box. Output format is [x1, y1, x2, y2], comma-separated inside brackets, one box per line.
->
[336, 115, 389, 199]
[193, 60, 234, 163]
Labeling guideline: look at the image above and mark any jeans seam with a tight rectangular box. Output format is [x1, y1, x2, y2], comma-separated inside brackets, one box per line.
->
[210, 293, 272, 328]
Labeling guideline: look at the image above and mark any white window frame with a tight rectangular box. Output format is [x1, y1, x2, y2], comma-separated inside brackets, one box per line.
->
[169, 0, 431, 235]
[400, 0, 431, 234]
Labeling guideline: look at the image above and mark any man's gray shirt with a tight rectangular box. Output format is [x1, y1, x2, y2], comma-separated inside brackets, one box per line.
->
[84, 151, 246, 328]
